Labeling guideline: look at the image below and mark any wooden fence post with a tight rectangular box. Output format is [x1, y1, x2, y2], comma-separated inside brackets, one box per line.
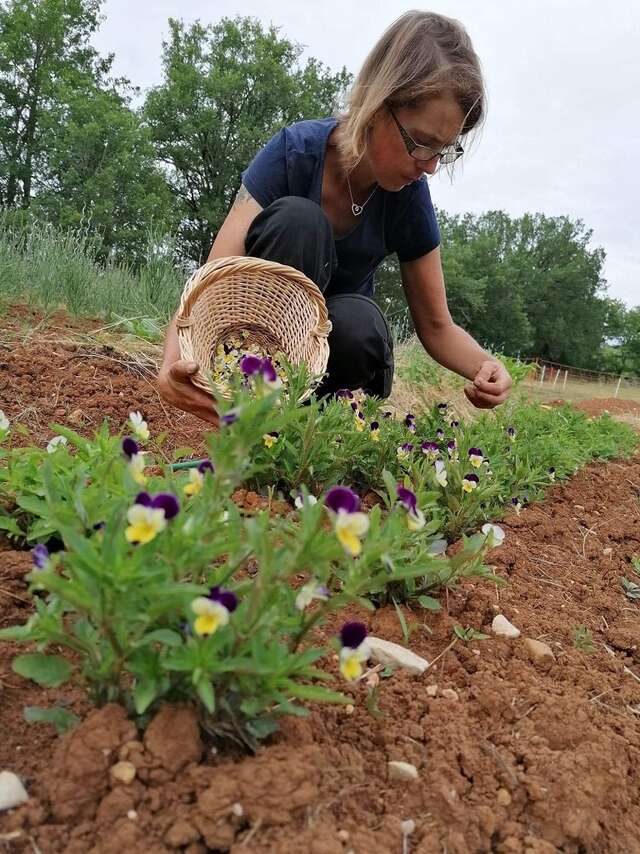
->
[563, 370, 568, 389]
[614, 376, 622, 398]
[539, 365, 546, 385]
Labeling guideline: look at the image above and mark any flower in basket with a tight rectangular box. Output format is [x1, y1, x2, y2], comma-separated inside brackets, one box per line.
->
[397, 485, 426, 531]
[125, 492, 180, 545]
[434, 459, 448, 487]
[295, 580, 330, 611]
[128, 411, 150, 442]
[370, 421, 380, 442]
[259, 357, 282, 390]
[468, 447, 484, 468]
[324, 486, 369, 557]
[191, 586, 238, 636]
[462, 473, 479, 493]
[122, 437, 147, 486]
[263, 431, 280, 449]
[339, 621, 370, 681]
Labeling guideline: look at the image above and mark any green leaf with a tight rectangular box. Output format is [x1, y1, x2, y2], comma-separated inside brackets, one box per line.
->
[285, 682, 350, 704]
[418, 595, 442, 612]
[246, 716, 280, 740]
[0, 623, 34, 641]
[133, 678, 159, 714]
[137, 629, 183, 648]
[24, 705, 79, 734]
[13, 653, 72, 687]
[195, 677, 215, 713]
[0, 515, 24, 537]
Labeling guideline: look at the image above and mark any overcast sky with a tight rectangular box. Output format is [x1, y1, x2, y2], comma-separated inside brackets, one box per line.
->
[93, 0, 639, 307]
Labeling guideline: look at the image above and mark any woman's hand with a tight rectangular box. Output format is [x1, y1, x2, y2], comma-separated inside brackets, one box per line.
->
[464, 359, 512, 409]
[157, 360, 220, 427]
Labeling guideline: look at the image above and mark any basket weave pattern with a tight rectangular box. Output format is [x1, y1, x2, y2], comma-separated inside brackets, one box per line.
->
[176, 256, 332, 398]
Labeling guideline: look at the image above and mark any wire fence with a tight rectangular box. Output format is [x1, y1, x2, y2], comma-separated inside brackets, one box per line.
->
[521, 356, 640, 399]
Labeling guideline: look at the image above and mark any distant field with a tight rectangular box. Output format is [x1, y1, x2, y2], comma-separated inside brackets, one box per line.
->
[522, 377, 640, 404]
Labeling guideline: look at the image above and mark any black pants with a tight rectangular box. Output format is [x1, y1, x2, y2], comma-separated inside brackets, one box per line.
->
[245, 196, 394, 398]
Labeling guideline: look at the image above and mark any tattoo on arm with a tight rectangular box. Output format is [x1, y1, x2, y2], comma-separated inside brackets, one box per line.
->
[233, 184, 254, 208]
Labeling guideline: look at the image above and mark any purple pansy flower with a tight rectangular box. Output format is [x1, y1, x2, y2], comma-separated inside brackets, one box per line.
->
[208, 585, 239, 614]
[462, 473, 480, 493]
[506, 426, 517, 440]
[370, 421, 379, 431]
[421, 440, 439, 456]
[135, 491, 179, 519]
[436, 428, 445, 440]
[122, 437, 139, 459]
[397, 485, 418, 515]
[198, 459, 214, 474]
[222, 409, 239, 425]
[31, 544, 49, 570]
[260, 358, 277, 383]
[340, 621, 368, 650]
[240, 355, 262, 376]
[437, 403, 448, 413]
[336, 389, 354, 400]
[325, 485, 360, 514]
[382, 411, 393, 418]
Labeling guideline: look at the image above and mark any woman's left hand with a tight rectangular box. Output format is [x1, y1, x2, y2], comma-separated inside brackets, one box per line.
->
[464, 359, 512, 409]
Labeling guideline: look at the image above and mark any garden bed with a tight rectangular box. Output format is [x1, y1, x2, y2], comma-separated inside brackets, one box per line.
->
[0, 306, 639, 853]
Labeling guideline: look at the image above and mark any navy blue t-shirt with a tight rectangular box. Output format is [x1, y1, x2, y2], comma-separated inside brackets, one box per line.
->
[241, 118, 440, 298]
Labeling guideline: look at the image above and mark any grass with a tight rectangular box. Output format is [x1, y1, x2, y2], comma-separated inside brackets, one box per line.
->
[522, 378, 640, 404]
[0, 214, 186, 326]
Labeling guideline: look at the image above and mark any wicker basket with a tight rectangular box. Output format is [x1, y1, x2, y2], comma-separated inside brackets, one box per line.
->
[176, 256, 332, 400]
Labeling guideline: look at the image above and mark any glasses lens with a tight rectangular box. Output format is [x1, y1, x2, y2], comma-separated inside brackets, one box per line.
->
[439, 149, 463, 165]
[411, 145, 439, 162]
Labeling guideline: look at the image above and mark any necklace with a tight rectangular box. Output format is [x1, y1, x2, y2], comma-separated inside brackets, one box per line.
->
[346, 172, 378, 216]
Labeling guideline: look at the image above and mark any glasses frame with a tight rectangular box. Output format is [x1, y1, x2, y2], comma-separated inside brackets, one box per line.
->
[387, 104, 464, 165]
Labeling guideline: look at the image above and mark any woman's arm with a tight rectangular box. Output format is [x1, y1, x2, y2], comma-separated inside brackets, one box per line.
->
[400, 248, 512, 408]
[157, 186, 263, 425]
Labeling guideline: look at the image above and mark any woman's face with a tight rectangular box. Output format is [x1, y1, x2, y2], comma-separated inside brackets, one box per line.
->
[367, 95, 465, 191]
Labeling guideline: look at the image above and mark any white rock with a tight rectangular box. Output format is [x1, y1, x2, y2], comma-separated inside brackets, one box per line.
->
[441, 688, 459, 701]
[388, 761, 419, 781]
[426, 684, 438, 697]
[367, 637, 429, 675]
[492, 614, 521, 639]
[0, 771, 28, 811]
[110, 761, 136, 785]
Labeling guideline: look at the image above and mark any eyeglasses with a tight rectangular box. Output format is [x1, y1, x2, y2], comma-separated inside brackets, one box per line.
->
[387, 104, 464, 166]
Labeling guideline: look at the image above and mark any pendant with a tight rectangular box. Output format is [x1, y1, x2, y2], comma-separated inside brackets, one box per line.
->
[351, 203, 363, 216]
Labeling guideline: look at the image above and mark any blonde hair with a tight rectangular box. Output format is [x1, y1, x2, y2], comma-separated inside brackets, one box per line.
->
[338, 10, 486, 168]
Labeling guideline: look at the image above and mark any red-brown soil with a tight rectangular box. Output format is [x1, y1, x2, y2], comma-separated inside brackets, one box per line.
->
[1, 306, 640, 853]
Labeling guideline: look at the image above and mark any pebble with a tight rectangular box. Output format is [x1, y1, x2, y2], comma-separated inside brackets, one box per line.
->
[441, 688, 459, 701]
[426, 684, 438, 697]
[231, 802, 243, 817]
[127, 809, 138, 820]
[110, 761, 136, 785]
[344, 704, 355, 715]
[388, 761, 419, 781]
[603, 547, 613, 556]
[497, 788, 512, 806]
[337, 829, 350, 841]
[401, 819, 416, 835]
[0, 772, 28, 811]
[367, 637, 429, 675]
[492, 614, 521, 639]
[523, 638, 555, 664]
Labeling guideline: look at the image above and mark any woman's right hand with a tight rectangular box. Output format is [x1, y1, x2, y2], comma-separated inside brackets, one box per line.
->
[157, 360, 219, 427]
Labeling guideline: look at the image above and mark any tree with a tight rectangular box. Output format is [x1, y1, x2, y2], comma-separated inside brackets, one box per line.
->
[0, 0, 105, 209]
[144, 16, 351, 261]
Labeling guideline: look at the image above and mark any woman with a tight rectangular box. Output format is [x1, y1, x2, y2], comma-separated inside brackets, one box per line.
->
[158, 10, 512, 426]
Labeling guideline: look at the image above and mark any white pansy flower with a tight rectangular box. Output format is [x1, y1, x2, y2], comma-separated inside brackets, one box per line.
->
[481, 523, 505, 547]
[46, 435, 68, 454]
[128, 411, 150, 441]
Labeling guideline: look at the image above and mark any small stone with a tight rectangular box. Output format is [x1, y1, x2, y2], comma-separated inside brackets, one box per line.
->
[367, 637, 429, 675]
[231, 802, 243, 817]
[524, 638, 555, 664]
[165, 819, 201, 848]
[492, 614, 521, 639]
[337, 829, 350, 841]
[603, 547, 613, 556]
[426, 684, 438, 697]
[119, 740, 144, 760]
[0, 772, 28, 811]
[110, 761, 136, 785]
[441, 688, 459, 701]
[68, 408, 84, 425]
[127, 809, 138, 820]
[345, 704, 355, 715]
[497, 788, 512, 806]
[574, 504, 585, 512]
[388, 761, 419, 781]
